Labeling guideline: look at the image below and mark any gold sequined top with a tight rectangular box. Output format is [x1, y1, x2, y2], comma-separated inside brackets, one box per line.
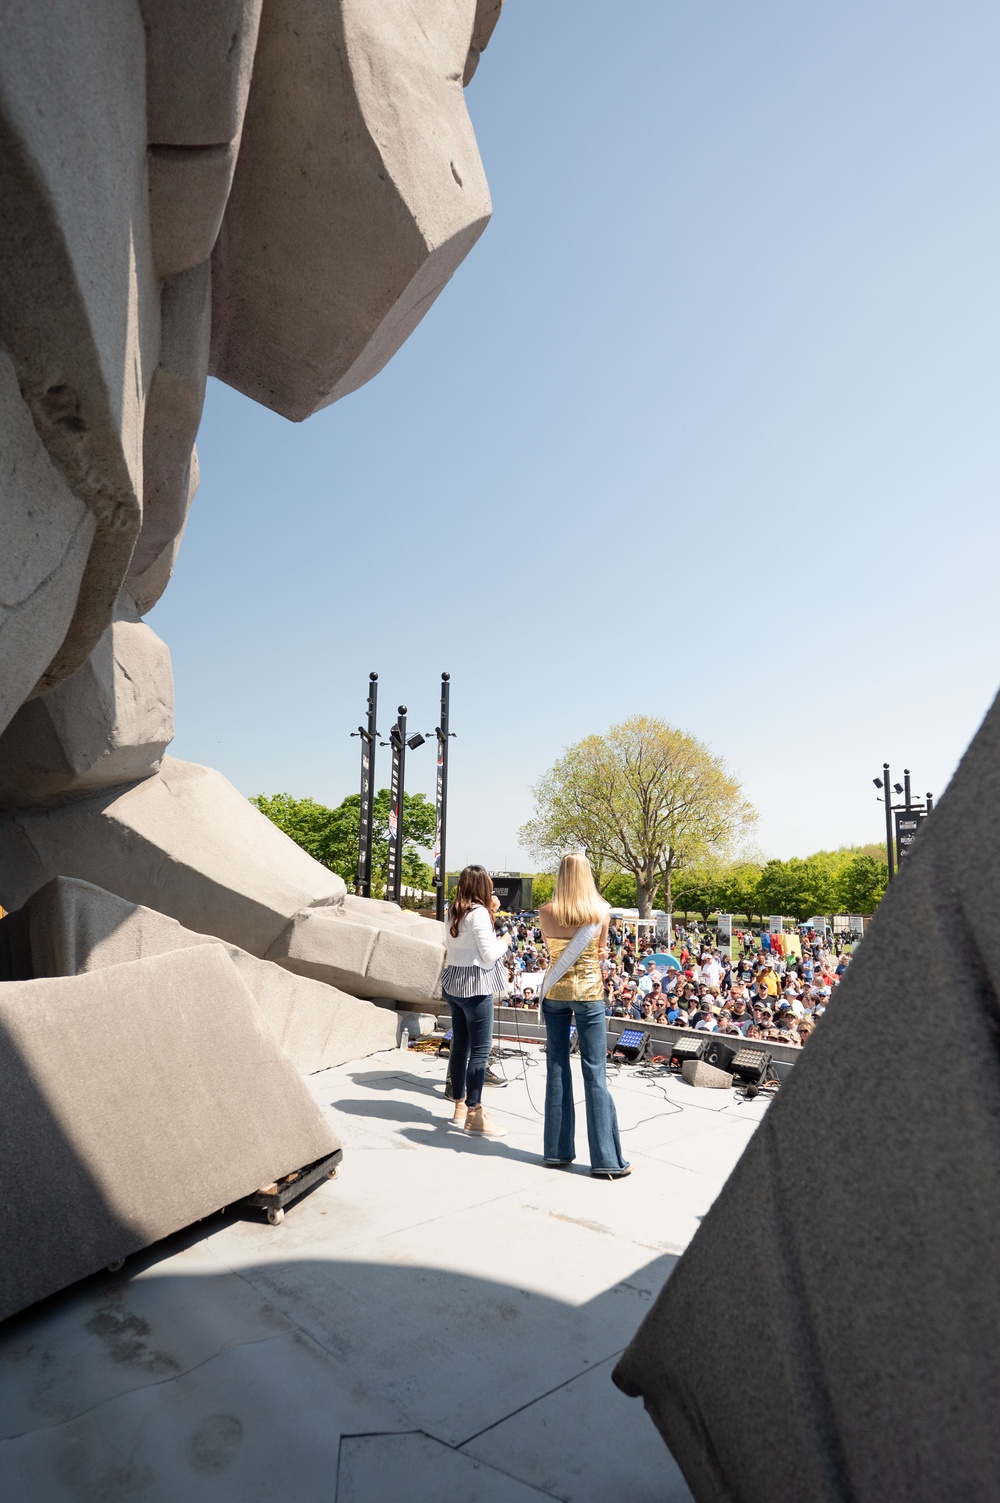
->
[545, 932, 604, 1001]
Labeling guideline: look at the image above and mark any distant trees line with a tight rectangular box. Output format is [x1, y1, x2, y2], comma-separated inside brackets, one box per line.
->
[521, 847, 887, 923]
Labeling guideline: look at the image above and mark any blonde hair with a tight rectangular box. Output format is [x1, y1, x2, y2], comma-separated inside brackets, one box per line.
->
[550, 852, 607, 927]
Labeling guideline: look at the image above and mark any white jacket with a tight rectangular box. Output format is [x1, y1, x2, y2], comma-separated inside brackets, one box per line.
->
[445, 905, 508, 968]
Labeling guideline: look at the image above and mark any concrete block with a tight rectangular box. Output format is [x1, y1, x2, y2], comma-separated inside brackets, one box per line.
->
[141, 0, 263, 147]
[210, 0, 493, 419]
[2, 876, 397, 1073]
[0, 757, 345, 956]
[268, 906, 446, 1007]
[148, 144, 239, 278]
[128, 265, 210, 594]
[366, 925, 447, 1006]
[613, 689, 1000, 1503]
[0, 592, 174, 806]
[393, 1010, 438, 1041]
[680, 1059, 733, 1090]
[126, 450, 198, 616]
[340, 892, 440, 935]
[0, 3, 158, 694]
[267, 910, 378, 990]
[0, 346, 96, 739]
[0, 945, 339, 1322]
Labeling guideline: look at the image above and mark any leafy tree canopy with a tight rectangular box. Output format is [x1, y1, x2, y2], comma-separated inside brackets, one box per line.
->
[835, 852, 887, 915]
[251, 788, 436, 898]
[519, 716, 756, 918]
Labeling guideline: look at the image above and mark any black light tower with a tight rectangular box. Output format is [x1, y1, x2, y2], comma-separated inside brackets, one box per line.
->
[385, 706, 408, 905]
[433, 672, 454, 922]
[872, 764, 934, 878]
[879, 761, 895, 881]
[351, 672, 379, 898]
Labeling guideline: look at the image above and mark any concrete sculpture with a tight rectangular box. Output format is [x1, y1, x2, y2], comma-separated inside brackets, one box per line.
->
[613, 698, 1000, 1501]
[0, 0, 502, 1312]
[0, 945, 342, 1322]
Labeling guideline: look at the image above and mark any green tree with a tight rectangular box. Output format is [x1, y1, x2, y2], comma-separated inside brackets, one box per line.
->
[530, 872, 557, 908]
[755, 857, 837, 923]
[670, 865, 720, 924]
[250, 788, 436, 897]
[712, 861, 764, 923]
[601, 872, 638, 907]
[250, 792, 356, 874]
[836, 852, 887, 915]
[519, 716, 756, 918]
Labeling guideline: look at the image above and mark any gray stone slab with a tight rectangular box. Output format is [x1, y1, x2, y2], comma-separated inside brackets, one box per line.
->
[141, 0, 263, 147]
[129, 264, 209, 584]
[3, 875, 396, 1073]
[268, 905, 445, 1006]
[0, 757, 345, 955]
[680, 1059, 733, 1089]
[614, 696, 1000, 1502]
[148, 144, 238, 277]
[0, 591, 173, 806]
[0, 945, 338, 1320]
[0, 347, 96, 739]
[210, 0, 493, 418]
[0, 3, 157, 697]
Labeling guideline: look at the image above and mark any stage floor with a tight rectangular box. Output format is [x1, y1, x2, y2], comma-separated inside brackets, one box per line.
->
[0, 1041, 771, 1501]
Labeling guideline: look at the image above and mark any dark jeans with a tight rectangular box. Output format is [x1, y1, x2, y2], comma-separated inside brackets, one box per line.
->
[542, 999, 628, 1172]
[444, 992, 494, 1109]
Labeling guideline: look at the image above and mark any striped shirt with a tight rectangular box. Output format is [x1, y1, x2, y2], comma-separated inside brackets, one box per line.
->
[441, 959, 509, 998]
[441, 904, 510, 998]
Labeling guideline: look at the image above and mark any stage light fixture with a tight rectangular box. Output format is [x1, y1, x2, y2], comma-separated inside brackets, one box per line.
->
[670, 1035, 707, 1068]
[730, 1047, 772, 1084]
[406, 733, 426, 750]
[613, 1028, 653, 1064]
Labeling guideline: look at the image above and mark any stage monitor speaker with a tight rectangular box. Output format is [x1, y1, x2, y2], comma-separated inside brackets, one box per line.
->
[613, 1028, 654, 1064]
[703, 1038, 736, 1073]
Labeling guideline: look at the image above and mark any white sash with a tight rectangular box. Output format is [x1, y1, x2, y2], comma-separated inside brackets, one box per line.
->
[538, 923, 600, 1004]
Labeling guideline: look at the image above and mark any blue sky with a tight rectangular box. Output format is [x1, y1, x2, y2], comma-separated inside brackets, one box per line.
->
[152, 0, 1000, 871]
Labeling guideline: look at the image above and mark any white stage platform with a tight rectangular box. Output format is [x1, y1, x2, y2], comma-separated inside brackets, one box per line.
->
[0, 1042, 772, 1501]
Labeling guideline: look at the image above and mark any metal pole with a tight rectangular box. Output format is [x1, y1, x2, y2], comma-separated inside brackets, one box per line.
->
[903, 768, 912, 811]
[355, 672, 378, 898]
[883, 762, 895, 881]
[434, 672, 451, 923]
[386, 706, 407, 905]
[926, 792, 934, 812]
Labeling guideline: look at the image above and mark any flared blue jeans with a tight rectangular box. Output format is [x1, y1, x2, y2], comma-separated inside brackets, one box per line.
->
[542, 999, 628, 1172]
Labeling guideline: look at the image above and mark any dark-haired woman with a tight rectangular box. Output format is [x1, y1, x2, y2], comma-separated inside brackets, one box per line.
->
[441, 865, 511, 1137]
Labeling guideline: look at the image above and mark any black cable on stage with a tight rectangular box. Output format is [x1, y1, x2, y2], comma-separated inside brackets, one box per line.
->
[509, 997, 544, 1117]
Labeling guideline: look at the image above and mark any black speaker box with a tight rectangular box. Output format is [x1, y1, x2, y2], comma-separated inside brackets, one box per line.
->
[703, 1038, 736, 1073]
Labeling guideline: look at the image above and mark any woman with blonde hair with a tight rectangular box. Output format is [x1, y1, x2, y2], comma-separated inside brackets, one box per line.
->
[538, 852, 630, 1178]
[440, 864, 511, 1136]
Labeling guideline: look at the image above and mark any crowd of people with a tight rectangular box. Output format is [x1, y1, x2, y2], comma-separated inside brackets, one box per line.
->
[498, 917, 852, 1048]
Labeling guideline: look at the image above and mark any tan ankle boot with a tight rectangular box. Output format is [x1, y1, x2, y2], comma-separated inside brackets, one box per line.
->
[464, 1104, 506, 1137]
[451, 1102, 468, 1128]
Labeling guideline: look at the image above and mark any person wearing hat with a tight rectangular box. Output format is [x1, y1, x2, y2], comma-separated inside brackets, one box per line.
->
[729, 995, 753, 1035]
